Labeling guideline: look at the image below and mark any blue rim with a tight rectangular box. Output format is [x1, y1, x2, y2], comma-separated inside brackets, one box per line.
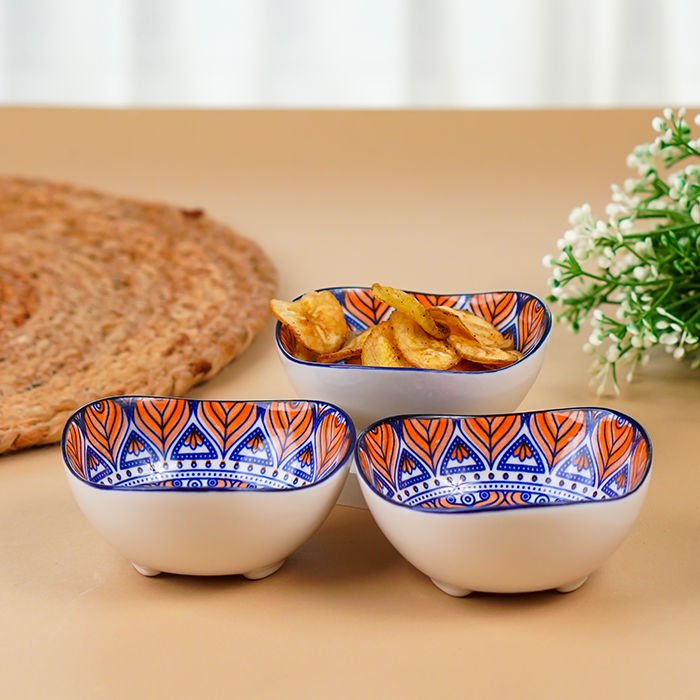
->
[275, 286, 552, 374]
[354, 406, 653, 514]
[61, 395, 356, 493]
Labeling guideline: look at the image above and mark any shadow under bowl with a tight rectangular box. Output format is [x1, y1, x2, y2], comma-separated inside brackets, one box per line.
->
[355, 407, 652, 596]
[62, 396, 355, 578]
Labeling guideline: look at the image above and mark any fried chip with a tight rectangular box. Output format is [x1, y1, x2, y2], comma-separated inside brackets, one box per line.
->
[372, 284, 448, 339]
[390, 311, 460, 371]
[447, 333, 522, 366]
[361, 321, 414, 368]
[430, 306, 508, 348]
[317, 328, 371, 364]
[271, 291, 347, 355]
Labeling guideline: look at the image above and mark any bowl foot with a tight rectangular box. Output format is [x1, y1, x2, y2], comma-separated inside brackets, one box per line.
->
[243, 560, 285, 580]
[556, 575, 588, 593]
[430, 578, 473, 597]
[132, 562, 161, 577]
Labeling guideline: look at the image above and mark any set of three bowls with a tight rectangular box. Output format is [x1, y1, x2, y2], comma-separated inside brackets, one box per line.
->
[61, 287, 653, 596]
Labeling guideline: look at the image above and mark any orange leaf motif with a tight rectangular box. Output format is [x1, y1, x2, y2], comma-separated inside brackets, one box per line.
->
[314, 410, 351, 478]
[517, 297, 546, 355]
[629, 435, 651, 490]
[197, 401, 258, 457]
[83, 399, 128, 468]
[133, 398, 191, 456]
[592, 414, 635, 484]
[460, 415, 522, 468]
[357, 423, 400, 487]
[263, 401, 315, 465]
[402, 418, 455, 476]
[465, 292, 517, 330]
[530, 410, 587, 469]
[64, 421, 85, 478]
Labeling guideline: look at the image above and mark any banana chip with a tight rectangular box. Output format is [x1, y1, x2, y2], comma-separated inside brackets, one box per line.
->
[361, 321, 414, 368]
[273, 286, 524, 371]
[372, 284, 448, 339]
[317, 328, 371, 364]
[390, 311, 460, 371]
[447, 333, 522, 366]
[271, 291, 347, 355]
[429, 306, 509, 348]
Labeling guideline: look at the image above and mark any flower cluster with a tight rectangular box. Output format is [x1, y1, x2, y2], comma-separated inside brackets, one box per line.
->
[543, 107, 700, 396]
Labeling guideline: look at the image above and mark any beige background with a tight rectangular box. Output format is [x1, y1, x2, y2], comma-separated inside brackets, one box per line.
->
[0, 108, 698, 698]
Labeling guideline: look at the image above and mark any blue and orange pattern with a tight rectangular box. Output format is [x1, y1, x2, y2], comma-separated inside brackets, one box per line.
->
[62, 397, 354, 491]
[278, 287, 550, 365]
[355, 409, 652, 511]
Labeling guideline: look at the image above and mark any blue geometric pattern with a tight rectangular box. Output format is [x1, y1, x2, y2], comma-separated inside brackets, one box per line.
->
[62, 397, 354, 492]
[355, 409, 653, 513]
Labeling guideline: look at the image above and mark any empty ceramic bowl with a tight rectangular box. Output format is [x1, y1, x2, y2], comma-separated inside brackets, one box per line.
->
[355, 408, 652, 596]
[62, 396, 355, 578]
[275, 287, 551, 430]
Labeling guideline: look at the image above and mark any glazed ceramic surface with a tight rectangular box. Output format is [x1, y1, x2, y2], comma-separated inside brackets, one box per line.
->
[62, 396, 355, 577]
[276, 287, 551, 430]
[355, 408, 652, 595]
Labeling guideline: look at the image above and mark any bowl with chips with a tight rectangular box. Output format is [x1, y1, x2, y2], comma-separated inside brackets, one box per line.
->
[62, 396, 354, 578]
[355, 408, 652, 596]
[273, 285, 552, 430]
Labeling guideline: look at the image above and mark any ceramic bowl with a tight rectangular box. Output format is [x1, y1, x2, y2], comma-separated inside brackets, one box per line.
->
[62, 396, 355, 578]
[275, 287, 551, 430]
[355, 408, 652, 596]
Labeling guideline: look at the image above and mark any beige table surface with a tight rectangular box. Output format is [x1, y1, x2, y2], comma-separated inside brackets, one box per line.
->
[0, 108, 698, 699]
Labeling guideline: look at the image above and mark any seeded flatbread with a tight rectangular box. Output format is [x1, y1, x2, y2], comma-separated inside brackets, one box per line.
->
[0, 177, 277, 453]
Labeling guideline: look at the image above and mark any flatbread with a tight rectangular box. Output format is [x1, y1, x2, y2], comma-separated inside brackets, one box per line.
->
[0, 177, 277, 453]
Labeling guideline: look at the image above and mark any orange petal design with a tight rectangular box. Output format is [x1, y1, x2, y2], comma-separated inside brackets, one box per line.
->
[357, 422, 400, 486]
[517, 297, 547, 354]
[133, 398, 191, 456]
[460, 415, 522, 467]
[263, 401, 315, 465]
[344, 288, 391, 327]
[314, 410, 351, 478]
[64, 421, 85, 478]
[83, 400, 128, 468]
[592, 414, 635, 484]
[197, 401, 258, 456]
[629, 435, 651, 490]
[465, 292, 517, 330]
[402, 418, 455, 475]
[530, 410, 587, 469]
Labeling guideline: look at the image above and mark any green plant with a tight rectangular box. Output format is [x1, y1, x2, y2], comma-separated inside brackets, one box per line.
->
[543, 107, 700, 396]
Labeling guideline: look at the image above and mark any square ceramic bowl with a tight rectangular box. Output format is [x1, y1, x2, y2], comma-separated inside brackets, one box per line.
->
[62, 396, 355, 578]
[355, 408, 652, 596]
[275, 287, 551, 431]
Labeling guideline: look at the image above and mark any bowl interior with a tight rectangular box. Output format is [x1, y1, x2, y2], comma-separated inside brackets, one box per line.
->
[356, 409, 652, 511]
[63, 397, 354, 491]
[277, 287, 551, 367]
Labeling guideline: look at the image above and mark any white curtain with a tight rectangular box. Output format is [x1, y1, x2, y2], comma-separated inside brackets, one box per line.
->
[0, 0, 698, 108]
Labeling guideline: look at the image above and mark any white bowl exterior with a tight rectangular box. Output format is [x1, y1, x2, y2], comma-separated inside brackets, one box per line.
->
[279, 338, 549, 432]
[66, 464, 349, 576]
[359, 470, 651, 593]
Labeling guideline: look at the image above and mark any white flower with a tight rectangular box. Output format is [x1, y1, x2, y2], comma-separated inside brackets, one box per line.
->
[652, 117, 666, 132]
[664, 107, 674, 120]
[620, 219, 634, 232]
[606, 345, 621, 362]
[659, 332, 679, 345]
[673, 347, 686, 360]
[589, 332, 603, 346]
[583, 343, 595, 355]
[542, 254, 554, 268]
